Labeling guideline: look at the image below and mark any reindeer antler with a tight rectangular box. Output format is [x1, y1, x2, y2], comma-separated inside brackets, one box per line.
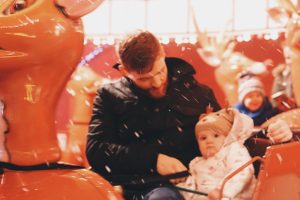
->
[277, 0, 298, 13]
[190, 2, 234, 67]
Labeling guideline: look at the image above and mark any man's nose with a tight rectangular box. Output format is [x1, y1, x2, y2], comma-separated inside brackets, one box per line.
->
[151, 75, 163, 88]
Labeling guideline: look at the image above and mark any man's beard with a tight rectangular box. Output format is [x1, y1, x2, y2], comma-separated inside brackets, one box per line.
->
[146, 81, 168, 99]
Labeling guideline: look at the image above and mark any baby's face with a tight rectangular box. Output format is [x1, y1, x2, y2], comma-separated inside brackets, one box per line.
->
[196, 130, 226, 159]
[243, 91, 264, 112]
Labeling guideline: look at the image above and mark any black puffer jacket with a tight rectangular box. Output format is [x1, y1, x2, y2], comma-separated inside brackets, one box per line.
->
[86, 57, 220, 182]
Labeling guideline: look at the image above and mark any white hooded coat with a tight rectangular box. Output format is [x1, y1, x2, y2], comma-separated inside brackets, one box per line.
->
[179, 109, 256, 200]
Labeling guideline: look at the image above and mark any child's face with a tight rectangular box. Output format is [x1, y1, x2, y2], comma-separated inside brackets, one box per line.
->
[243, 91, 264, 112]
[196, 130, 226, 159]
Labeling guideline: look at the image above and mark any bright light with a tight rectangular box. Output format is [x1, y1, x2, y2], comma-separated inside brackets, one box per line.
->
[82, 0, 286, 39]
[190, 0, 232, 32]
[235, 0, 267, 30]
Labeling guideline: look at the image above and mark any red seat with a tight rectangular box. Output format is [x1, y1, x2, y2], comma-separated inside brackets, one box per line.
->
[252, 141, 300, 200]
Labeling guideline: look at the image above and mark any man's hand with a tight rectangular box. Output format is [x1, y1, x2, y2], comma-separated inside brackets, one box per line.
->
[156, 153, 187, 184]
[267, 119, 293, 143]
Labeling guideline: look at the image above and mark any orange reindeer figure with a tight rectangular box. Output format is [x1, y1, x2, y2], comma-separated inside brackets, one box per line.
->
[191, 8, 269, 106]
[61, 64, 105, 167]
[262, 0, 300, 129]
[0, 0, 123, 199]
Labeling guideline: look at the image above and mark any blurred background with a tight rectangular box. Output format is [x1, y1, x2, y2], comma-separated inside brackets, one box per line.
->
[56, 0, 298, 139]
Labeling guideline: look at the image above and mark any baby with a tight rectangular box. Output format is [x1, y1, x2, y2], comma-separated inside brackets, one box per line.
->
[179, 108, 256, 200]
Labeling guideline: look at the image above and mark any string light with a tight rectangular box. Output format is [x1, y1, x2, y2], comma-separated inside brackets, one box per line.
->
[85, 31, 284, 47]
[175, 36, 183, 44]
[160, 36, 170, 44]
[107, 36, 115, 45]
[236, 35, 244, 42]
[270, 32, 279, 40]
[243, 34, 251, 42]
[92, 38, 101, 46]
[188, 35, 198, 44]
[79, 47, 103, 66]
[264, 34, 271, 40]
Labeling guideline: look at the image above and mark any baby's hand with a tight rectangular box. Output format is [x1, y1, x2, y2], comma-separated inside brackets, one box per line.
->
[208, 188, 220, 200]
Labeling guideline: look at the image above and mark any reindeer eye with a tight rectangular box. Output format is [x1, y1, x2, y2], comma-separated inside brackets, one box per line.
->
[3, 0, 33, 15]
[14, 0, 27, 11]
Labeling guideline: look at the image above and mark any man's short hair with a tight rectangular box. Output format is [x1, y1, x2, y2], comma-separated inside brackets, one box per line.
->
[117, 30, 161, 73]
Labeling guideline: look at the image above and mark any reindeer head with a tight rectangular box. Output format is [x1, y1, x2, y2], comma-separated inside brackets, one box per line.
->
[191, 7, 268, 105]
[0, 0, 103, 71]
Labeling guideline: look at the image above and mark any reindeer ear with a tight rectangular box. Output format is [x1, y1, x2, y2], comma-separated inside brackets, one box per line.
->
[55, 0, 104, 19]
[224, 101, 230, 110]
[199, 104, 213, 120]
[205, 104, 214, 114]
[199, 113, 207, 120]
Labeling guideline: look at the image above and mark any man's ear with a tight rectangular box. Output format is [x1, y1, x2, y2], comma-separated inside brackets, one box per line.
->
[118, 64, 129, 76]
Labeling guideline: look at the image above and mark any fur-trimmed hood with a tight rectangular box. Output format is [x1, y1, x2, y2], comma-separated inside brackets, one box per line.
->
[223, 108, 254, 147]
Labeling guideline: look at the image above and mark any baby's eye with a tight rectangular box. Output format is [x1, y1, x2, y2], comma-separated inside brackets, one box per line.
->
[214, 134, 219, 138]
[199, 136, 206, 140]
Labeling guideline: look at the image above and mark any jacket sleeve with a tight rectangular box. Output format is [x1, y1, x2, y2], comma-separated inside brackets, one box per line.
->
[206, 85, 221, 111]
[221, 144, 255, 198]
[86, 88, 159, 176]
[196, 81, 221, 112]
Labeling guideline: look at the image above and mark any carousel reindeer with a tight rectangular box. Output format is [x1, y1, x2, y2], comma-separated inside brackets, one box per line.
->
[191, 9, 269, 106]
[61, 64, 105, 167]
[0, 0, 122, 199]
[262, 0, 300, 130]
[269, 0, 300, 105]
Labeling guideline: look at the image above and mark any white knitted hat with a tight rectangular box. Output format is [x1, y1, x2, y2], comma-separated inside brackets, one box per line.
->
[238, 74, 265, 102]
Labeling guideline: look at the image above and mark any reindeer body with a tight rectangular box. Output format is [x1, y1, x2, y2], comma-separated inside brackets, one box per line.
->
[0, 1, 123, 199]
[0, 0, 84, 165]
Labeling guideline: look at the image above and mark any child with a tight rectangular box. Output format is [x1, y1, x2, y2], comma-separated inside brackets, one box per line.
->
[178, 108, 256, 200]
[235, 72, 280, 126]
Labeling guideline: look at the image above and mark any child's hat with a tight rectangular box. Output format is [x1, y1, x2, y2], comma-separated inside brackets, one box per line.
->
[195, 108, 234, 136]
[238, 71, 265, 102]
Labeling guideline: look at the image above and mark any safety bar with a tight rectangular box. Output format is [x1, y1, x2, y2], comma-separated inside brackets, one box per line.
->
[218, 156, 265, 199]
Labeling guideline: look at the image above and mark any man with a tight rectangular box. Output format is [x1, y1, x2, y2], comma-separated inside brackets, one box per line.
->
[86, 30, 292, 200]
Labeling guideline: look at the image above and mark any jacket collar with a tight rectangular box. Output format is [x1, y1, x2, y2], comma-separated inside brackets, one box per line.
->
[165, 57, 195, 82]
